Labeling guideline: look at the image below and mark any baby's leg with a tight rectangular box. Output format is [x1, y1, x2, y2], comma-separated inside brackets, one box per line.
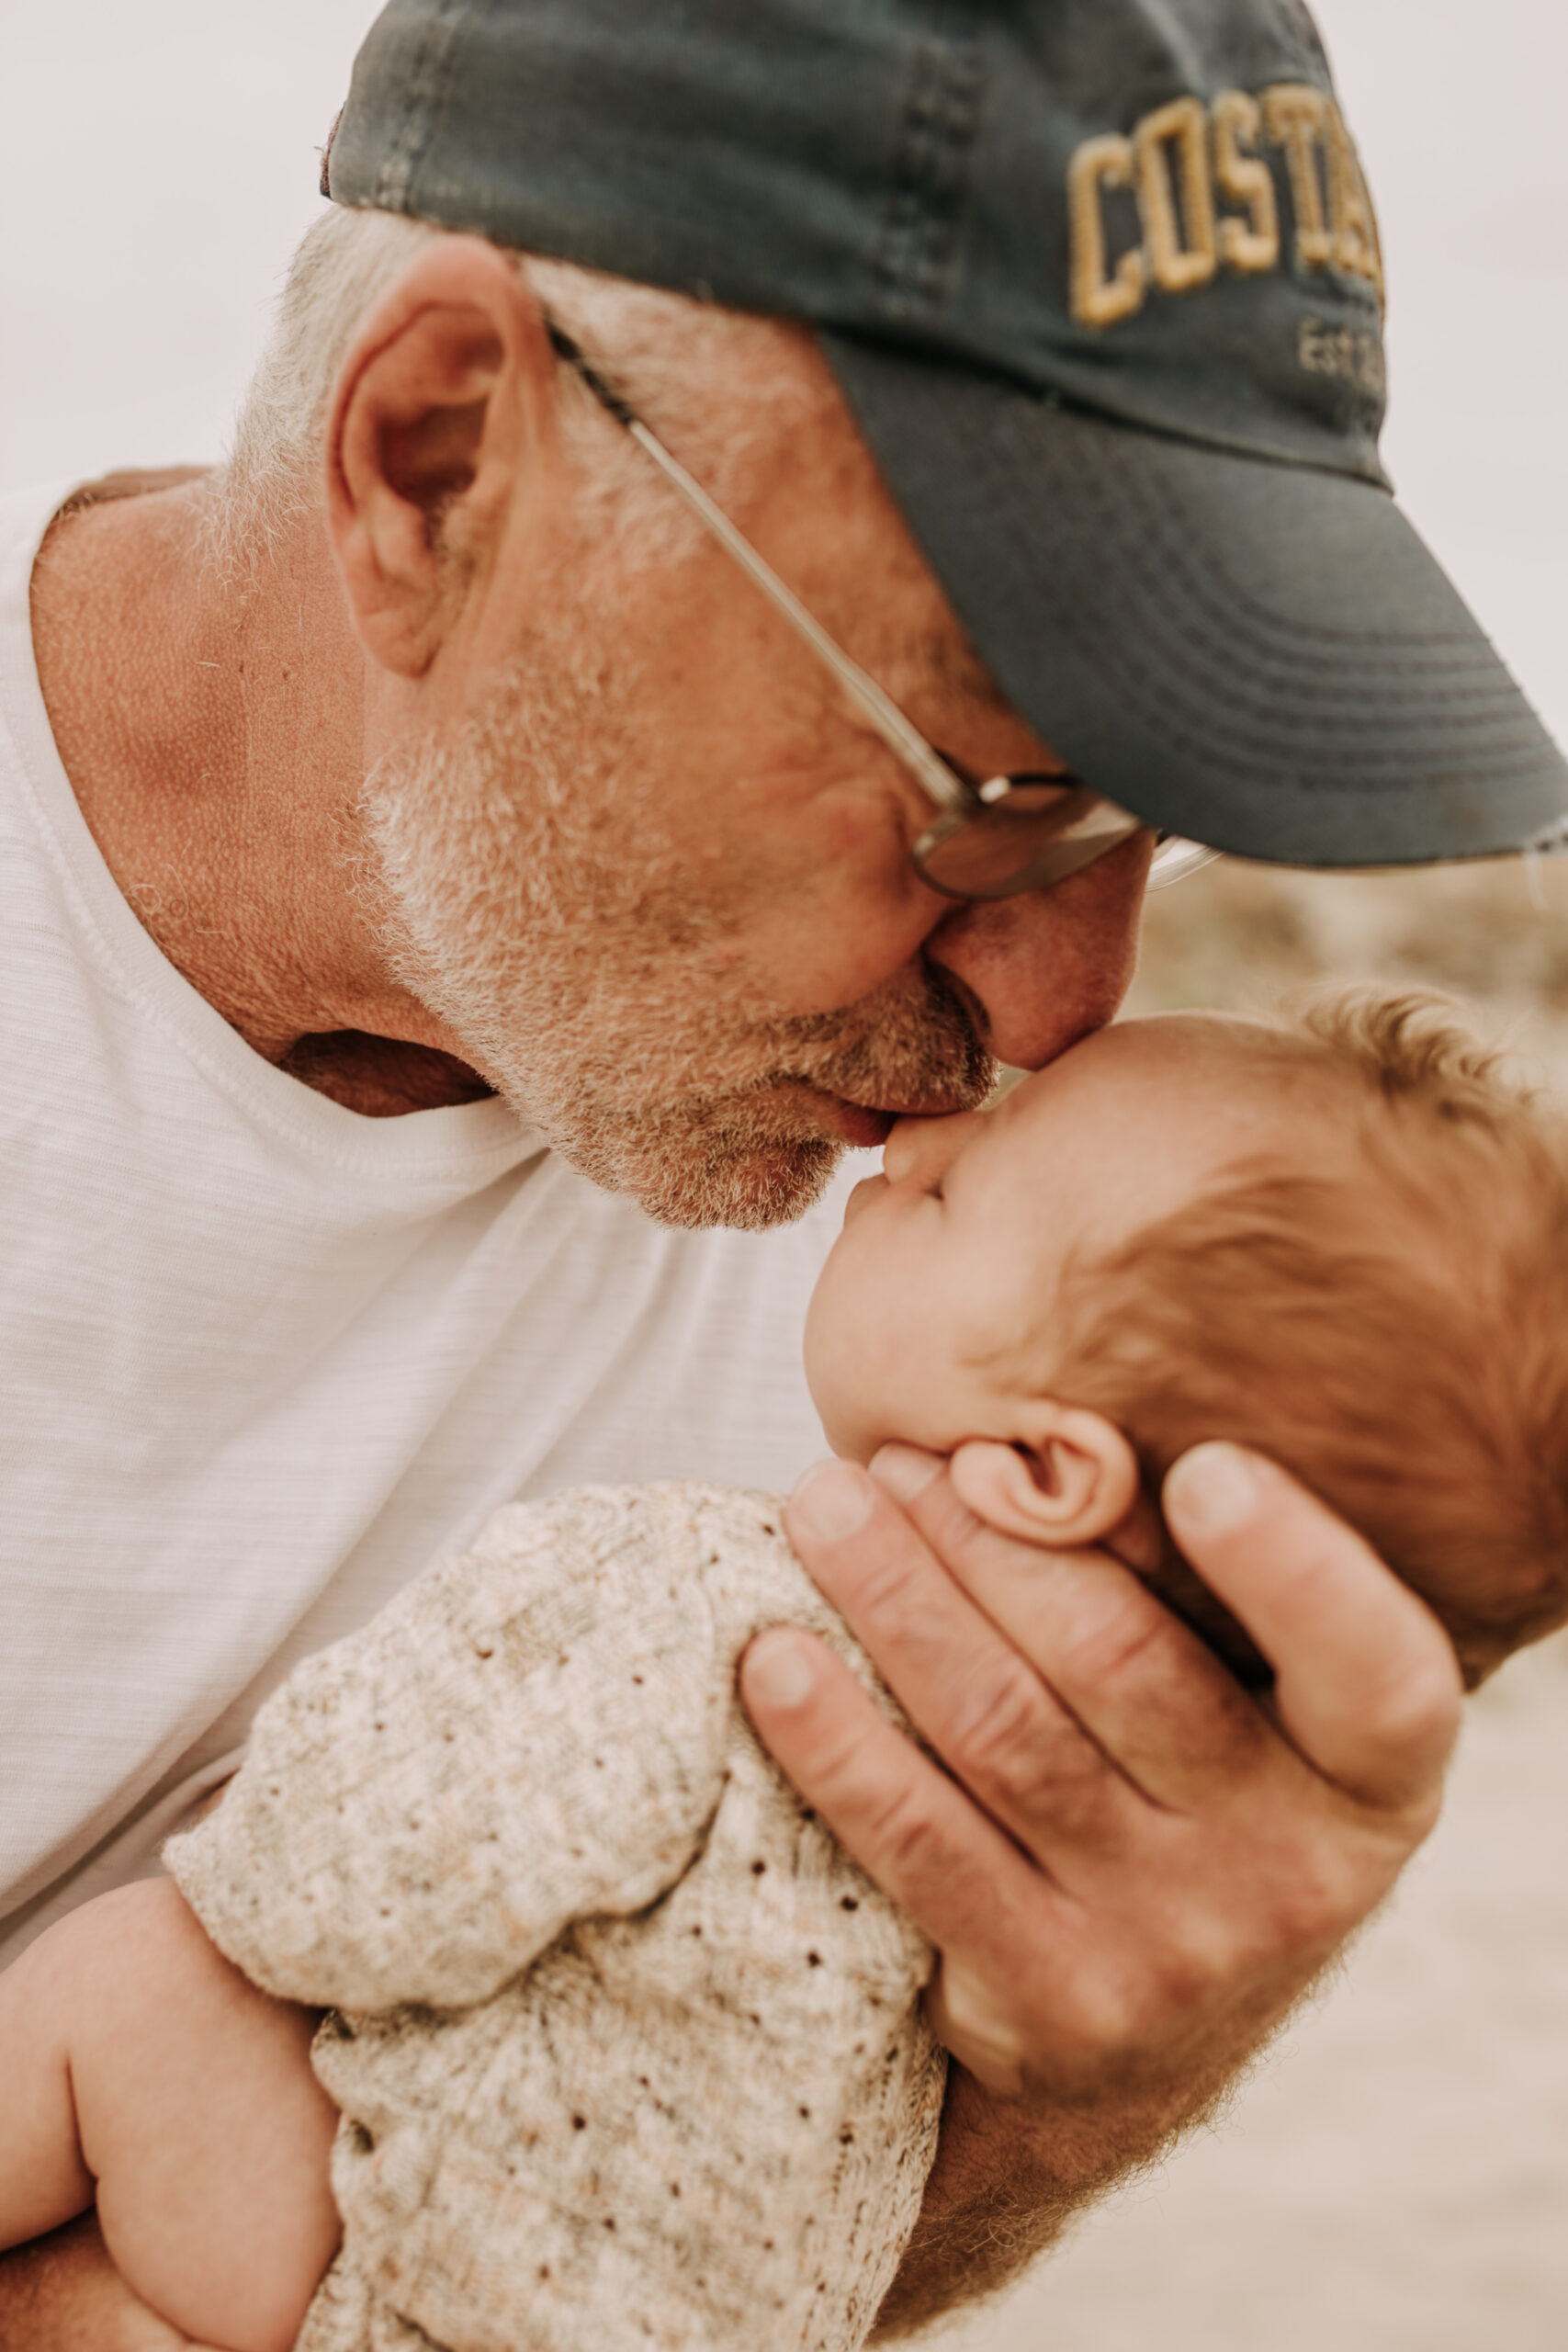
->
[0, 1879, 341, 2352]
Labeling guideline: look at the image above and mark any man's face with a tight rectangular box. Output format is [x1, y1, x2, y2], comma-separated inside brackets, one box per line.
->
[363, 323, 1148, 1229]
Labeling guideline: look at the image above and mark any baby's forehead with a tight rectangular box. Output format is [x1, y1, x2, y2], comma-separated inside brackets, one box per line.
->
[980, 1012, 1371, 1250]
[1006, 1012, 1328, 1133]
[1096, 1009, 1309, 1070]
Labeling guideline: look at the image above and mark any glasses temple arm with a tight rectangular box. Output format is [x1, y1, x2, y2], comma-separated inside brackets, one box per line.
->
[546, 322, 969, 818]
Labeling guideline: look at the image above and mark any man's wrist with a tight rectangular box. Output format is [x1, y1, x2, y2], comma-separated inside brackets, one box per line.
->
[874, 2053, 1233, 2339]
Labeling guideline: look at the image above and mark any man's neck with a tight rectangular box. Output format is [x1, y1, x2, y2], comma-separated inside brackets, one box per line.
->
[28, 474, 493, 1116]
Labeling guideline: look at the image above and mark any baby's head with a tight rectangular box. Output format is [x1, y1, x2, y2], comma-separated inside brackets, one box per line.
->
[806, 990, 1568, 1690]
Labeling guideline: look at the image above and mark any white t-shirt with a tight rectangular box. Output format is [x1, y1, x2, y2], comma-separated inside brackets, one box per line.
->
[0, 481, 856, 1966]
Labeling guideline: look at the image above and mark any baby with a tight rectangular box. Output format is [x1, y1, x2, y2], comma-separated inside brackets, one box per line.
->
[5, 989, 1568, 2352]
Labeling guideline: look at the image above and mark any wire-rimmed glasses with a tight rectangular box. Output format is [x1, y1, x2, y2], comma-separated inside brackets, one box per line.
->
[546, 322, 1218, 901]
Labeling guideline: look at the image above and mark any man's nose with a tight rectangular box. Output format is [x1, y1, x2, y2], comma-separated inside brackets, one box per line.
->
[924, 830, 1152, 1070]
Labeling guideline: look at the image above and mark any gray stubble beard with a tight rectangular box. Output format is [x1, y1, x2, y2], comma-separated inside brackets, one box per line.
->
[362, 611, 993, 1231]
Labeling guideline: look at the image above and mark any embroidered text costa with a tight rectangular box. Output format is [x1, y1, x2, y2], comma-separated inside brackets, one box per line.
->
[1068, 85, 1383, 332]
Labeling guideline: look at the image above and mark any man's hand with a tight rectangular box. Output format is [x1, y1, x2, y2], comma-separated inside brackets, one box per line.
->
[0, 2211, 223, 2351]
[740, 1441, 1461, 2332]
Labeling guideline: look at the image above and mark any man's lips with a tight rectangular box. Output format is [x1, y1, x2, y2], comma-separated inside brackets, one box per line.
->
[782, 1082, 968, 1149]
[825, 1099, 897, 1148]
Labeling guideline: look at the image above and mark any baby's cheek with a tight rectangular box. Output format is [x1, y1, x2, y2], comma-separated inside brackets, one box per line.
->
[801, 1266, 843, 1406]
[802, 1283, 873, 1456]
[818, 1351, 896, 1463]
[813, 1315, 920, 1464]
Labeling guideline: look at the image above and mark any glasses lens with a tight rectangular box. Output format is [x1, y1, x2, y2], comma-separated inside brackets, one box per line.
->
[917, 782, 1145, 900]
[1147, 837, 1221, 889]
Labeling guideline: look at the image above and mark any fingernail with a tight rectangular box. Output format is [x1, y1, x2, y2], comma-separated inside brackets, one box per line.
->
[869, 1443, 943, 1504]
[1166, 1442, 1260, 1538]
[744, 1631, 818, 1710]
[789, 1458, 874, 1543]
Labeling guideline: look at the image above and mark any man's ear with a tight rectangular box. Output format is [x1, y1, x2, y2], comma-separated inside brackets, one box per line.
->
[326, 235, 558, 678]
[949, 1403, 1140, 1549]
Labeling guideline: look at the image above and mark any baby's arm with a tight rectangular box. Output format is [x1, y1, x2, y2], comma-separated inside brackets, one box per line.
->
[0, 1880, 340, 2352]
[169, 1487, 728, 2013]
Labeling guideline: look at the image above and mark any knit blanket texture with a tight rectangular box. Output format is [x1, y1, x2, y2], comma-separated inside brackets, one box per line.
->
[166, 1483, 946, 2352]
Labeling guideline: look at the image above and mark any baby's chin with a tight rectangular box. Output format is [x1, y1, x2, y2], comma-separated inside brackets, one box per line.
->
[803, 1374, 882, 1468]
[801, 1327, 856, 1459]
[811, 1407, 877, 1467]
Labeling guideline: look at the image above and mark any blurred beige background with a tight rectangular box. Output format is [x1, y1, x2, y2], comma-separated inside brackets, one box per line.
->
[3, 1, 1565, 2344]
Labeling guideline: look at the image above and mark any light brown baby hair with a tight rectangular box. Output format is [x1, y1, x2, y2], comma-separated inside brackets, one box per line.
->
[1051, 989, 1568, 1690]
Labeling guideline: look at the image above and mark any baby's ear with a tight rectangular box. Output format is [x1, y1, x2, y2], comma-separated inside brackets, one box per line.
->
[950, 1404, 1139, 1549]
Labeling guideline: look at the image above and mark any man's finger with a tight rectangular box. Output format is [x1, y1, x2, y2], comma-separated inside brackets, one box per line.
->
[1164, 1443, 1461, 1815]
[782, 1460, 1139, 1860]
[868, 1445, 1269, 1809]
[739, 1626, 1071, 1973]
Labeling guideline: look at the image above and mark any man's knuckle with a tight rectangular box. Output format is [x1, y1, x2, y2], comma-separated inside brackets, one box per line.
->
[812, 1726, 872, 1795]
[1278, 1530, 1347, 1602]
[1060, 1595, 1182, 1693]
[844, 1544, 929, 1630]
[1060, 1964, 1151, 2060]
[942, 1659, 1068, 1804]
[865, 1781, 948, 1886]
[1243, 1838, 1370, 1957]
[1126, 1917, 1234, 2022]
[1358, 1655, 1462, 1768]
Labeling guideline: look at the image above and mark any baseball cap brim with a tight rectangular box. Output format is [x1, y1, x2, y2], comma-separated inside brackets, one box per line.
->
[823, 334, 1568, 868]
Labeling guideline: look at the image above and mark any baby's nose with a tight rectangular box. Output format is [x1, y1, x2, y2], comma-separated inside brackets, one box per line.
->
[882, 1116, 936, 1183]
[883, 1109, 976, 1185]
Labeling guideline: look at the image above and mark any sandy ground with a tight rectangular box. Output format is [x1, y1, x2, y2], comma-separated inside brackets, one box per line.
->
[921, 857, 1568, 2352]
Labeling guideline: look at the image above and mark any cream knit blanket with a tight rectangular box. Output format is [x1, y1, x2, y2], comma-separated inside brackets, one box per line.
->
[166, 1484, 947, 2352]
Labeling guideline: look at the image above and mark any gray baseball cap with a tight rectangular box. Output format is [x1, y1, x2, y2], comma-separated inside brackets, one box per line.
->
[324, 0, 1568, 867]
